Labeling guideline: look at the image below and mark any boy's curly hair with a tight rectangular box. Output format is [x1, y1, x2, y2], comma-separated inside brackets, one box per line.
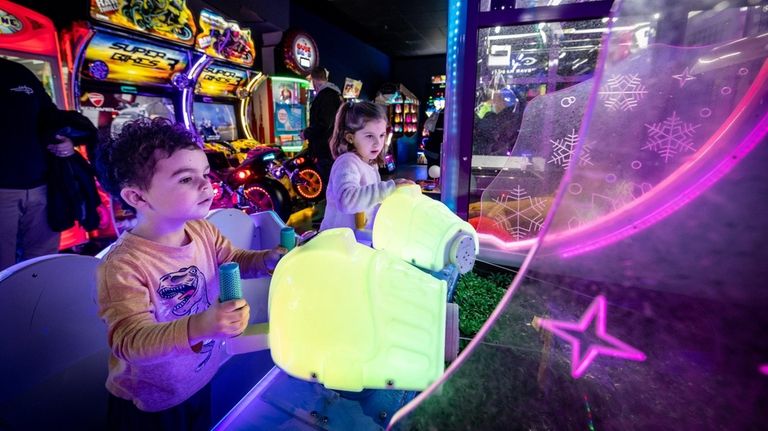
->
[95, 117, 200, 205]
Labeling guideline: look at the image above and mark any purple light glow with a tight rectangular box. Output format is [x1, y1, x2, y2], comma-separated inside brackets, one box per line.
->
[538, 295, 646, 379]
[760, 364, 768, 376]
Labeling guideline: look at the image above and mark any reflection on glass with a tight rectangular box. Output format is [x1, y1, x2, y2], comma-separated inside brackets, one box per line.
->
[470, 19, 609, 228]
[480, 0, 603, 12]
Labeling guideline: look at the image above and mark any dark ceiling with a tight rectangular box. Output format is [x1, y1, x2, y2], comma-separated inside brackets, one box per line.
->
[292, 0, 448, 57]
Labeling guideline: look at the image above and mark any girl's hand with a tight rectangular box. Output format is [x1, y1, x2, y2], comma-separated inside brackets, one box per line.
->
[394, 178, 415, 187]
[265, 246, 288, 272]
[188, 299, 250, 344]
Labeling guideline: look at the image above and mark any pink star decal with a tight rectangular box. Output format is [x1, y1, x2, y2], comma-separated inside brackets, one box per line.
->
[672, 67, 697, 88]
[539, 295, 646, 378]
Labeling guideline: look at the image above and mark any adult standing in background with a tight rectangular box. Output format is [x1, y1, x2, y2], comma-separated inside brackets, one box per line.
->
[0, 57, 75, 270]
[302, 66, 342, 197]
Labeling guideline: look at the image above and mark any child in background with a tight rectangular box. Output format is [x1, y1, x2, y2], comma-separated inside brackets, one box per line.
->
[320, 101, 414, 232]
[94, 117, 285, 430]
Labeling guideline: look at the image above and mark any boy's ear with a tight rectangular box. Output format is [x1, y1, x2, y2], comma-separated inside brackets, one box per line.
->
[120, 186, 147, 209]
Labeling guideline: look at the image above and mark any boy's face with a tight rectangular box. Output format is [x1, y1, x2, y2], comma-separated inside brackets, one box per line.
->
[138, 148, 214, 223]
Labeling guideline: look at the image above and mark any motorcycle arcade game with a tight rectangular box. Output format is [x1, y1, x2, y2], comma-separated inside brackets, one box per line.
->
[66, 0, 199, 234]
[0, 0, 97, 250]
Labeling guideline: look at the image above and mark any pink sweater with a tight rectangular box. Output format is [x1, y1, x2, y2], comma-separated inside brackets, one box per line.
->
[97, 219, 269, 412]
[320, 152, 396, 231]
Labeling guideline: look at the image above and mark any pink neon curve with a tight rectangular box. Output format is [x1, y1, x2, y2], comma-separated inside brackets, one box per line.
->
[538, 295, 646, 379]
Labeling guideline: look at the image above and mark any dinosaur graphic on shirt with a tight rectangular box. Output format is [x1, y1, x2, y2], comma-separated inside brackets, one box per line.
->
[158, 265, 214, 370]
[158, 265, 211, 317]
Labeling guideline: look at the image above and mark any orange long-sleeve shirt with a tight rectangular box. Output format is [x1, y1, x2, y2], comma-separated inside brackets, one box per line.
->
[97, 219, 269, 412]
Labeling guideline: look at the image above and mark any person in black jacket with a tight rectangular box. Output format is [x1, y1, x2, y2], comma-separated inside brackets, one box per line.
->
[302, 66, 342, 197]
[0, 57, 77, 270]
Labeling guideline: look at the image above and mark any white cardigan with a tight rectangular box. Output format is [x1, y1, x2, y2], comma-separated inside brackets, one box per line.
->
[320, 152, 396, 231]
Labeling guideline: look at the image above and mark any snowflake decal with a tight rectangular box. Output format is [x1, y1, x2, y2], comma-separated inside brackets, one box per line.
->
[599, 74, 647, 111]
[643, 111, 700, 162]
[492, 186, 547, 240]
[548, 129, 594, 168]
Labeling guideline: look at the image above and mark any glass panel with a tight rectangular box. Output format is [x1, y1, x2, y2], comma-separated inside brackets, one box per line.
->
[480, 0, 603, 12]
[470, 19, 618, 246]
[392, 1, 768, 430]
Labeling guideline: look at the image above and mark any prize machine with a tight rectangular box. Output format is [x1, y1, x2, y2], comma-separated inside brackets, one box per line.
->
[251, 28, 318, 154]
[65, 0, 199, 233]
[0, 0, 91, 250]
[375, 83, 420, 172]
[191, 9, 261, 162]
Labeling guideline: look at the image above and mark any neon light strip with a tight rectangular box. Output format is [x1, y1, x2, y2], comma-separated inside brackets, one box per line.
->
[270, 76, 309, 84]
[71, 30, 95, 112]
[182, 55, 211, 132]
[239, 72, 265, 140]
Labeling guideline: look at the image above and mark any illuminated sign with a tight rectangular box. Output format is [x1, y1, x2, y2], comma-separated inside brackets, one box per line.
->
[283, 30, 318, 76]
[82, 32, 189, 86]
[0, 9, 23, 34]
[195, 9, 255, 67]
[89, 0, 196, 45]
[195, 63, 248, 98]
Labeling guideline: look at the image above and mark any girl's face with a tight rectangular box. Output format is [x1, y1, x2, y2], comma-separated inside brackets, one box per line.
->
[347, 119, 387, 162]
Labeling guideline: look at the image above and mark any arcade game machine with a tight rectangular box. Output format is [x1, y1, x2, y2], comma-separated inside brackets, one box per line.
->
[0, 0, 89, 250]
[192, 8, 260, 162]
[65, 0, 198, 233]
[375, 83, 419, 171]
[249, 29, 315, 154]
[388, 0, 768, 430]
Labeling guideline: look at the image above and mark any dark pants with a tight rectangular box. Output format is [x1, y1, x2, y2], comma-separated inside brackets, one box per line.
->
[106, 384, 212, 431]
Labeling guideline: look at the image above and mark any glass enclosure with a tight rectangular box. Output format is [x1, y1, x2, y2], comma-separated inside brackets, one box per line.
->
[392, 0, 768, 429]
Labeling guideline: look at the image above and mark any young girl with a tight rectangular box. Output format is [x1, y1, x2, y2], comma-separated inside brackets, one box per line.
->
[320, 101, 413, 232]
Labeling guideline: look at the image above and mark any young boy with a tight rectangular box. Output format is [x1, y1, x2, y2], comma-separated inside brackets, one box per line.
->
[94, 117, 285, 430]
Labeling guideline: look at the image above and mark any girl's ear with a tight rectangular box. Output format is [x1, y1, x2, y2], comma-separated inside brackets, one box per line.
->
[345, 132, 354, 144]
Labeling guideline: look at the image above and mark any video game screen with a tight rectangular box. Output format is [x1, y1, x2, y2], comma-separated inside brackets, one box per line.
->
[79, 92, 175, 138]
[193, 102, 238, 141]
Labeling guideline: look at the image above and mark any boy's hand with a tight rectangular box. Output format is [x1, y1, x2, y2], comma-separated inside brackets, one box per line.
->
[188, 299, 250, 345]
[265, 246, 288, 272]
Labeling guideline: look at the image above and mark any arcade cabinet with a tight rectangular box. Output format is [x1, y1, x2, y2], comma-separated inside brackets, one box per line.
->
[249, 75, 310, 153]
[65, 1, 200, 233]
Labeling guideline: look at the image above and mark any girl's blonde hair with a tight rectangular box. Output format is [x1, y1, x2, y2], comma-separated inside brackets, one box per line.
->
[329, 100, 389, 165]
